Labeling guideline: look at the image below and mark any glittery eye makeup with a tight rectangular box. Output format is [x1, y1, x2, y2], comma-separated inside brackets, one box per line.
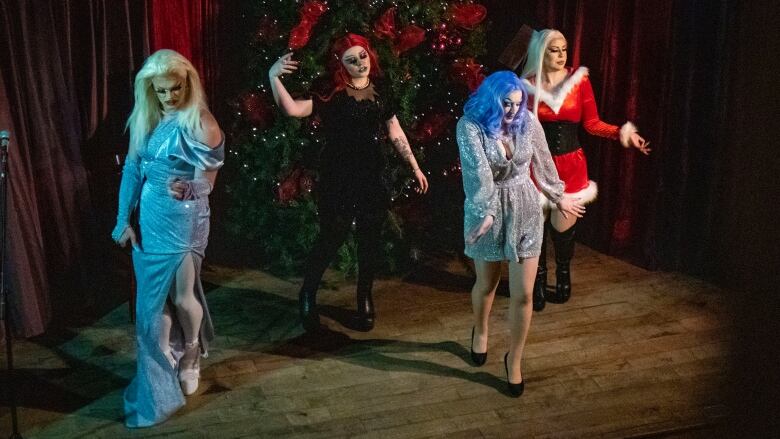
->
[155, 84, 183, 95]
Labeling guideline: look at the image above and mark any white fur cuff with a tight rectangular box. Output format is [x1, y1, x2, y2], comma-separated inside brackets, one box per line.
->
[619, 121, 637, 147]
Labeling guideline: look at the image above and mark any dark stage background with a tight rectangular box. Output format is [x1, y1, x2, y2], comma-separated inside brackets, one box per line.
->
[0, 0, 777, 434]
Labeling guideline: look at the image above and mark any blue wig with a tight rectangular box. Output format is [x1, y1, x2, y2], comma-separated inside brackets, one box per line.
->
[462, 70, 529, 138]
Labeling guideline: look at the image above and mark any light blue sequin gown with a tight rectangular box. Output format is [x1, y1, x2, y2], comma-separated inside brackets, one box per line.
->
[457, 111, 563, 261]
[122, 115, 224, 427]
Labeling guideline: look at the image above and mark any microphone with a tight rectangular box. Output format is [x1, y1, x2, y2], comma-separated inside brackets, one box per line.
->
[0, 130, 9, 149]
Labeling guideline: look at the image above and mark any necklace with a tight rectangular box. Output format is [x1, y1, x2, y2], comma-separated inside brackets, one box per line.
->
[346, 79, 371, 90]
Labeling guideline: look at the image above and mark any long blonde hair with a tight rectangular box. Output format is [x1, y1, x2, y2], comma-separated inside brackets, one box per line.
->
[520, 29, 566, 116]
[126, 49, 207, 151]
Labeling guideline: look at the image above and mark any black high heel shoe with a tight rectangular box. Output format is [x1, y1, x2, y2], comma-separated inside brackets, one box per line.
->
[355, 289, 375, 332]
[470, 327, 487, 366]
[504, 352, 524, 397]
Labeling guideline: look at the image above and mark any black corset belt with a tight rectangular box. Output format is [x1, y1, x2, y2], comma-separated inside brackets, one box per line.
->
[542, 122, 580, 155]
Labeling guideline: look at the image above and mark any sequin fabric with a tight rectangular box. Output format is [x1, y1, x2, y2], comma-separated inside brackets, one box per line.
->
[457, 112, 563, 261]
[123, 115, 224, 428]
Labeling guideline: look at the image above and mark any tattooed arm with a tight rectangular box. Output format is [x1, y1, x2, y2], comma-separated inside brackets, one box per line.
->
[387, 116, 421, 170]
[386, 116, 429, 194]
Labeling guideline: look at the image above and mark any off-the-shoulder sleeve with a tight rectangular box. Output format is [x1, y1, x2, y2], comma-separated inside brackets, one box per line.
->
[579, 76, 620, 140]
[457, 117, 498, 220]
[527, 113, 564, 204]
[168, 129, 225, 171]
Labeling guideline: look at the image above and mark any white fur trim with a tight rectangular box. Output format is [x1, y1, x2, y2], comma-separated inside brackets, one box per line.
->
[619, 121, 637, 147]
[523, 66, 589, 115]
[539, 180, 598, 211]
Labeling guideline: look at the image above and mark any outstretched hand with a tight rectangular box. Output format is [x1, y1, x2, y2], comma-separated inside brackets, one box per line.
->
[269, 53, 300, 78]
[630, 132, 651, 155]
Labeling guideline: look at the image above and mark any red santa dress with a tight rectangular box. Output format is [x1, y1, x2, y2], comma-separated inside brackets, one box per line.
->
[523, 67, 635, 208]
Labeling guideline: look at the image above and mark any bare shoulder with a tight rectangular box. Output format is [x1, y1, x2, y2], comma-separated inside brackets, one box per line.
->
[196, 110, 223, 148]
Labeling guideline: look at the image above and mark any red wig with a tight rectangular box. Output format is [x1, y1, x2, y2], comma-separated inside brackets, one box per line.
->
[326, 33, 382, 92]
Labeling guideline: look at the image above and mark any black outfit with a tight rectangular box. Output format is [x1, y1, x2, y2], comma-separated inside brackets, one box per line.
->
[299, 81, 397, 331]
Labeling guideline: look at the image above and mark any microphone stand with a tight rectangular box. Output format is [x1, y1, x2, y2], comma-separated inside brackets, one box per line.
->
[0, 130, 23, 439]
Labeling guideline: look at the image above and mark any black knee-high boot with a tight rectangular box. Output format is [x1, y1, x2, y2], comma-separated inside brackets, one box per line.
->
[549, 224, 576, 304]
[354, 211, 384, 331]
[533, 225, 548, 311]
[299, 211, 351, 332]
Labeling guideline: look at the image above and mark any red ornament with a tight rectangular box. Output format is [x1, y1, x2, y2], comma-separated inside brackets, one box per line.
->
[450, 3, 487, 30]
[431, 22, 463, 55]
[450, 57, 485, 92]
[277, 166, 315, 203]
[276, 167, 301, 203]
[288, 0, 328, 50]
[239, 91, 274, 128]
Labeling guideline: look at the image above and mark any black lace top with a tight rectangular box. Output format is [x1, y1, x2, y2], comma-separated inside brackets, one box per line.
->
[309, 81, 397, 214]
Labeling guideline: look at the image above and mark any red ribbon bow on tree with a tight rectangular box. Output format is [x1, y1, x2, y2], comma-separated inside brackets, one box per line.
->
[288, 0, 328, 50]
[449, 3, 487, 30]
[373, 7, 426, 56]
[450, 57, 485, 92]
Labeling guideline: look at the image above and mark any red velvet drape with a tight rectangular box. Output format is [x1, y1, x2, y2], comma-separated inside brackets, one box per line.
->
[484, 0, 759, 282]
[484, 0, 677, 268]
[0, 0, 150, 338]
[0, 0, 222, 338]
[529, 0, 673, 267]
[149, 0, 219, 99]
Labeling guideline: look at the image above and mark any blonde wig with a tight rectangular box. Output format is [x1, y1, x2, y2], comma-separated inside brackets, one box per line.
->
[520, 29, 566, 116]
[126, 49, 207, 151]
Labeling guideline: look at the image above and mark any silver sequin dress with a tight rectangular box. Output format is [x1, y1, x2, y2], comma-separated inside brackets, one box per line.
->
[457, 112, 564, 261]
[123, 115, 224, 427]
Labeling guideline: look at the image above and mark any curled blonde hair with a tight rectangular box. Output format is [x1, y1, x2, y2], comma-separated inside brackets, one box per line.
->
[126, 49, 207, 151]
[520, 29, 566, 116]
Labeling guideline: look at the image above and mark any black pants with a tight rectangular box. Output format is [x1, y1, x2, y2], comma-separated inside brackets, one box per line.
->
[300, 206, 386, 295]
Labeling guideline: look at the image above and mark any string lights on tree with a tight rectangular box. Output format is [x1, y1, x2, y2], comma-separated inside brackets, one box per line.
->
[226, 0, 488, 274]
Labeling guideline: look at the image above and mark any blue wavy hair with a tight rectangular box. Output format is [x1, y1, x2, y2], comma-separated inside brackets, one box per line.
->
[462, 70, 529, 138]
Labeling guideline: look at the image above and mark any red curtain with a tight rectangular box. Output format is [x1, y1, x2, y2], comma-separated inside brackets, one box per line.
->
[524, 0, 675, 267]
[0, 0, 222, 339]
[149, 0, 220, 99]
[484, 0, 733, 272]
[0, 0, 149, 338]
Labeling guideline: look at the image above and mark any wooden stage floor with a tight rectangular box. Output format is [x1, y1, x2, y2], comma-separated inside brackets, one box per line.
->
[1, 244, 733, 438]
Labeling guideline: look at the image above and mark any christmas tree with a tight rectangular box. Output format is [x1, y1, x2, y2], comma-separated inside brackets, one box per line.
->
[225, 0, 489, 275]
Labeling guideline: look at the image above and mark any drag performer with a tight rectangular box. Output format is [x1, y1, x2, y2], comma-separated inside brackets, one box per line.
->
[113, 49, 224, 427]
[268, 33, 429, 332]
[520, 29, 650, 311]
[458, 71, 584, 396]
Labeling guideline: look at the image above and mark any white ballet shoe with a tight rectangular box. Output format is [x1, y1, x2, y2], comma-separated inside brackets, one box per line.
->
[179, 341, 201, 396]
